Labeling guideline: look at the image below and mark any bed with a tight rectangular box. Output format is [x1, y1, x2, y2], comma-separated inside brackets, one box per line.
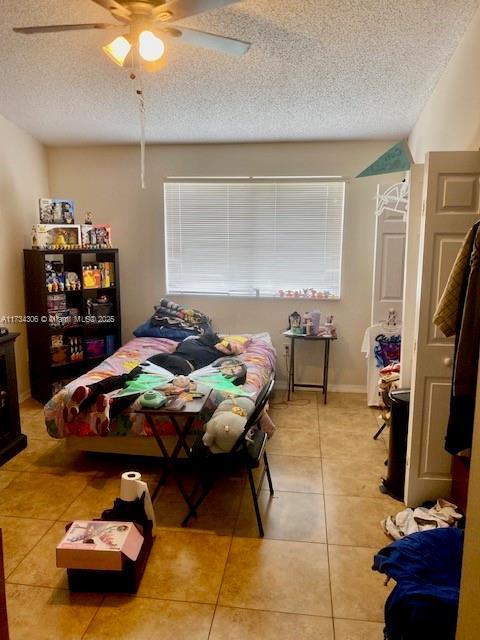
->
[44, 333, 276, 456]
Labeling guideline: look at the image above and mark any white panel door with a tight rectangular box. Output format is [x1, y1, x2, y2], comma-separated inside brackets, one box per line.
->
[404, 151, 480, 507]
[371, 192, 406, 325]
[400, 164, 424, 388]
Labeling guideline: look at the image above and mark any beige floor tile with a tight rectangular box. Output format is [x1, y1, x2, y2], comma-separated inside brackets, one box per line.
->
[219, 538, 332, 617]
[271, 389, 318, 403]
[0, 472, 88, 519]
[320, 431, 387, 463]
[0, 516, 55, 577]
[318, 410, 378, 434]
[329, 545, 392, 622]
[210, 606, 334, 640]
[83, 595, 214, 640]
[269, 403, 318, 430]
[6, 583, 102, 640]
[0, 471, 20, 491]
[155, 475, 244, 536]
[1, 439, 61, 471]
[25, 442, 102, 476]
[267, 428, 320, 457]
[138, 529, 231, 603]
[267, 454, 323, 493]
[19, 410, 50, 440]
[235, 490, 327, 542]
[325, 495, 396, 547]
[1, 438, 99, 476]
[322, 393, 369, 409]
[334, 618, 385, 639]
[20, 398, 44, 412]
[8, 521, 70, 589]
[323, 458, 387, 498]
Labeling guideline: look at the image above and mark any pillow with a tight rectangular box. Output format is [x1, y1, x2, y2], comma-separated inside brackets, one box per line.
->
[217, 334, 252, 355]
[133, 320, 195, 341]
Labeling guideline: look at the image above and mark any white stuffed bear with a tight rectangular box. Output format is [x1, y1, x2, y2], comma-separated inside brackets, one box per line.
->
[202, 397, 255, 454]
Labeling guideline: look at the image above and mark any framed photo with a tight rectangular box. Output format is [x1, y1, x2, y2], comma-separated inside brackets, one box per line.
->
[39, 198, 75, 224]
[81, 224, 112, 248]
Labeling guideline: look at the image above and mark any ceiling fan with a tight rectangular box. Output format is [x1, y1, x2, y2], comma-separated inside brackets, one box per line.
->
[13, 0, 252, 71]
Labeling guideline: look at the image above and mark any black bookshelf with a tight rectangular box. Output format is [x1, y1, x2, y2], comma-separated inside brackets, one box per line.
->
[23, 249, 121, 404]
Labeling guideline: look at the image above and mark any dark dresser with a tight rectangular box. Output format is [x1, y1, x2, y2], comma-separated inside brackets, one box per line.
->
[0, 333, 27, 466]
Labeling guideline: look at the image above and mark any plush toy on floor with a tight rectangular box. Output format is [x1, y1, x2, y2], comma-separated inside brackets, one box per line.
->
[202, 397, 255, 454]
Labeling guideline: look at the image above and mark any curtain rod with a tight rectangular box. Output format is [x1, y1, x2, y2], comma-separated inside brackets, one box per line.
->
[163, 176, 349, 183]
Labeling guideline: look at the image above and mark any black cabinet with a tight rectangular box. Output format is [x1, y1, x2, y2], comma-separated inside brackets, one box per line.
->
[24, 249, 121, 404]
[0, 333, 27, 466]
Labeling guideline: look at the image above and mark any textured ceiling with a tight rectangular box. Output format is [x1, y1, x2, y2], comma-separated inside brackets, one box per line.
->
[0, 0, 478, 145]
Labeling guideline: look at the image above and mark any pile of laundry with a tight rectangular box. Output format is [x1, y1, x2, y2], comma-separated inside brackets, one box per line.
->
[373, 527, 463, 640]
[151, 299, 212, 336]
[381, 498, 463, 540]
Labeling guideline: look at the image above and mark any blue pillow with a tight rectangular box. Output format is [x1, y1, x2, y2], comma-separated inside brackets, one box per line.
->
[133, 320, 194, 341]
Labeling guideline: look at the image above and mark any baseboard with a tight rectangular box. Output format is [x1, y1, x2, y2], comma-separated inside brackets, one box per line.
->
[18, 390, 31, 403]
[273, 381, 366, 394]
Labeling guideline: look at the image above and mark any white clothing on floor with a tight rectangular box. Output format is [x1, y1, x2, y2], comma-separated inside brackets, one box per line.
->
[381, 499, 463, 540]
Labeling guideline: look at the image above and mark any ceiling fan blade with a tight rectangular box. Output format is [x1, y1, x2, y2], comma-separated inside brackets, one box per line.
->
[91, 0, 131, 23]
[152, 0, 240, 23]
[160, 26, 251, 55]
[13, 23, 122, 34]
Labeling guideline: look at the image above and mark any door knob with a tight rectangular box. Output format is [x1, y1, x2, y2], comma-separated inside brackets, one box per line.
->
[444, 357, 452, 367]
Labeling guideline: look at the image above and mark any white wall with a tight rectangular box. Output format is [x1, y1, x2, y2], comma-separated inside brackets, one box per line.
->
[47, 140, 399, 390]
[0, 114, 49, 399]
[409, 6, 480, 163]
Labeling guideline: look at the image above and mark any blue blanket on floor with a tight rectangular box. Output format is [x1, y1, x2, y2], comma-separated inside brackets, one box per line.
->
[372, 528, 463, 640]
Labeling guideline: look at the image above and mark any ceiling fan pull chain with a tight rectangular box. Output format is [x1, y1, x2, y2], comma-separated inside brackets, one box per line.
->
[136, 81, 147, 190]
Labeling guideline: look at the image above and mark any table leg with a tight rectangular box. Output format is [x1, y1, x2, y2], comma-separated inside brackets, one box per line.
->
[323, 340, 330, 404]
[147, 414, 197, 515]
[288, 337, 295, 401]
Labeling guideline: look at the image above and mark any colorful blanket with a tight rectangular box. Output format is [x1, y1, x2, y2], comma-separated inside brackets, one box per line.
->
[45, 335, 276, 439]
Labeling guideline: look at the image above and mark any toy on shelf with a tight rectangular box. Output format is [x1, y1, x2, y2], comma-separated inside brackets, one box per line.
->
[32, 224, 81, 250]
[286, 312, 338, 338]
[39, 198, 75, 224]
[288, 311, 302, 335]
[278, 288, 336, 299]
[68, 336, 84, 362]
[81, 224, 112, 249]
[64, 271, 81, 291]
[50, 334, 69, 365]
[86, 337, 105, 359]
[82, 262, 115, 289]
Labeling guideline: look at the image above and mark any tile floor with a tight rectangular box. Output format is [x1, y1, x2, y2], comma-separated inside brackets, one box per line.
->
[1, 391, 399, 639]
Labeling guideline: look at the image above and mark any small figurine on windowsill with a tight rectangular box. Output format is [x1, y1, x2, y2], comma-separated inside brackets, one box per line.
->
[84, 211, 93, 225]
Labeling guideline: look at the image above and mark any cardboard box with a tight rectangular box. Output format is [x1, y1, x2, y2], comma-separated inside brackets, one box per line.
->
[56, 521, 143, 572]
[32, 224, 81, 249]
[57, 521, 153, 593]
[81, 224, 112, 248]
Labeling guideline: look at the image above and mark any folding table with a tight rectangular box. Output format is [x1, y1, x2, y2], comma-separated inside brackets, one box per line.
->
[135, 386, 212, 517]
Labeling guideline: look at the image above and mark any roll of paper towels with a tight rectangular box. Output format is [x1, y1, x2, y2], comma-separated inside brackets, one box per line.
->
[120, 471, 156, 531]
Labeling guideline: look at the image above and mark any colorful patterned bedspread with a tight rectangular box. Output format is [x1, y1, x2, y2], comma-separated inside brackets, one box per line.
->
[45, 335, 276, 439]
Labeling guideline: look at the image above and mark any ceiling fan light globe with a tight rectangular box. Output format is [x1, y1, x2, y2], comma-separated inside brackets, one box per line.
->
[103, 35, 131, 66]
[138, 30, 165, 62]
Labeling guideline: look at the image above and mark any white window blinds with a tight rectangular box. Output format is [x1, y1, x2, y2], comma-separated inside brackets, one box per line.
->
[164, 180, 345, 298]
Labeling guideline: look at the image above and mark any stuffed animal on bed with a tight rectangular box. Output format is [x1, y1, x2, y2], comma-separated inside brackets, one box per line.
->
[202, 397, 255, 454]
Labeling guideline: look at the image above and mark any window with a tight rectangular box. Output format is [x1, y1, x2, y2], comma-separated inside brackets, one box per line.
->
[164, 179, 345, 298]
